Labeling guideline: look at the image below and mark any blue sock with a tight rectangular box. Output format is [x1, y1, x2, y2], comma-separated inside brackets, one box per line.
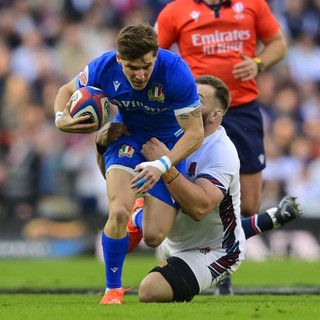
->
[241, 213, 274, 239]
[101, 232, 129, 289]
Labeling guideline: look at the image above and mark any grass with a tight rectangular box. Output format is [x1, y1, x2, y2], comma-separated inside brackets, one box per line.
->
[1, 295, 320, 320]
[0, 254, 319, 320]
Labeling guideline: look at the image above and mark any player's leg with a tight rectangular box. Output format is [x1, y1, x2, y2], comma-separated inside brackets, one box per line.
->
[127, 197, 144, 252]
[241, 195, 303, 239]
[139, 266, 175, 302]
[100, 168, 136, 304]
[240, 171, 263, 217]
[222, 100, 266, 218]
[139, 247, 244, 302]
[142, 195, 177, 247]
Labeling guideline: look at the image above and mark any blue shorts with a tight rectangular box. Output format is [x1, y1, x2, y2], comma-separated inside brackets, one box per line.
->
[104, 133, 185, 209]
[222, 100, 266, 174]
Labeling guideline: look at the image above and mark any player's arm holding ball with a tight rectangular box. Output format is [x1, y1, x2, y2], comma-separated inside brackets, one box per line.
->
[54, 78, 98, 134]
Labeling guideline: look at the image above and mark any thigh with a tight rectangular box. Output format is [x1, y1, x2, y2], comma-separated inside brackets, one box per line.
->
[142, 196, 177, 246]
[173, 249, 243, 294]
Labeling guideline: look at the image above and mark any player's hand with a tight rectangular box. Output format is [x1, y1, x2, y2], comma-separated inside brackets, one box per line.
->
[131, 164, 163, 194]
[141, 138, 169, 161]
[55, 100, 98, 134]
[96, 122, 130, 146]
[232, 53, 259, 82]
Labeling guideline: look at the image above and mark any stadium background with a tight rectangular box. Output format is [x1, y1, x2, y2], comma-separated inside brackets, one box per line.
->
[0, 0, 319, 261]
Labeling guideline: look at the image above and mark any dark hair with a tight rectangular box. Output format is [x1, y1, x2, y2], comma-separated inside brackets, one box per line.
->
[195, 75, 231, 112]
[117, 22, 159, 60]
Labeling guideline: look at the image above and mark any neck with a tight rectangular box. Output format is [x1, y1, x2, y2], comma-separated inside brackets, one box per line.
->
[204, 124, 220, 138]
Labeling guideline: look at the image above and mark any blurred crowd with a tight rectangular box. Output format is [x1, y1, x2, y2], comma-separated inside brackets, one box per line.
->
[0, 0, 319, 224]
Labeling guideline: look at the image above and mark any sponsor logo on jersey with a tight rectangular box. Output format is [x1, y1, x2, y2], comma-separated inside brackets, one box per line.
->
[233, 2, 245, 20]
[111, 99, 169, 114]
[187, 162, 197, 177]
[113, 80, 121, 91]
[148, 83, 165, 102]
[79, 66, 89, 86]
[199, 247, 211, 254]
[191, 29, 250, 54]
[190, 10, 200, 22]
[119, 144, 134, 158]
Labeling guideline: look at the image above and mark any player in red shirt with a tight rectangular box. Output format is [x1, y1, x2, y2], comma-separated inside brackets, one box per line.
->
[156, 0, 287, 218]
[155, 0, 287, 294]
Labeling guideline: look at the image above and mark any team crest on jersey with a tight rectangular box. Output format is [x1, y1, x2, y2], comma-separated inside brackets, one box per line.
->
[199, 248, 211, 254]
[190, 11, 200, 22]
[79, 65, 89, 86]
[119, 145, 134, 158]
[148, 83, 165, 103]
[187, 162, 197, 177]
[232, 2, 245, 20]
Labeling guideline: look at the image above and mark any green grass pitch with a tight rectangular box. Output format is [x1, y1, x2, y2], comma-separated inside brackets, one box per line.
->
[0, 254, 319, 320]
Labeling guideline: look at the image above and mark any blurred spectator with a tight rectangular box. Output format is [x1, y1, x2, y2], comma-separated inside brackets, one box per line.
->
[0, 1, 319, 258]
[0, 103, 42, 221]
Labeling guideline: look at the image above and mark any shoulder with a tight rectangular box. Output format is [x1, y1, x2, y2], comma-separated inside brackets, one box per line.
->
[157, 49, 191, 73]
[204, 127, 240, 168]
[90, 51, 117, 68]
[161, 0, 194, 11]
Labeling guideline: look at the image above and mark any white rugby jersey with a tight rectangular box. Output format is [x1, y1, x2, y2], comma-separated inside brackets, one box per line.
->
[160, 126, 246, 257]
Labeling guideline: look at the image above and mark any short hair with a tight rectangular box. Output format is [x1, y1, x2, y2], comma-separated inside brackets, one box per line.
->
[117, 22, 159, 60]
[195, 75, 231, 113]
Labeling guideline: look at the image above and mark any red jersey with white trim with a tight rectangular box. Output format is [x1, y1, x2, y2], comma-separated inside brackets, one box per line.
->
[155, 0, 280, 107]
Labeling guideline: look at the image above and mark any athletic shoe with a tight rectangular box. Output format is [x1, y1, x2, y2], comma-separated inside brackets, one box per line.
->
[127, 198, 144, 253]
[99, 288, 130, 305]
[267, 196, 303, 228]
[215, 276, 234, 296]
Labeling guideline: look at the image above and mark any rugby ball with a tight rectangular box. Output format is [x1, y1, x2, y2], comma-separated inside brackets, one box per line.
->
[69, 86, 109, 130]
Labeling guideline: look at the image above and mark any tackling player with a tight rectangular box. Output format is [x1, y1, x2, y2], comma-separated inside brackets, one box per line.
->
[155, 0, 287, 293]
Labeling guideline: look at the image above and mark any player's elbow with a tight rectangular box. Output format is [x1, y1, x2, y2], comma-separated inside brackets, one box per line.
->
[186, 206, 210, 221]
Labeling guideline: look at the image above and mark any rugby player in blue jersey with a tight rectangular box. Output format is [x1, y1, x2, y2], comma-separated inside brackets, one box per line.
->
[54, 22, 204, 304]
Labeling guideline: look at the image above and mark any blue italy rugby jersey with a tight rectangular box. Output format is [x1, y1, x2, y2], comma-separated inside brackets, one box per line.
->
[75, 48, 200, 143]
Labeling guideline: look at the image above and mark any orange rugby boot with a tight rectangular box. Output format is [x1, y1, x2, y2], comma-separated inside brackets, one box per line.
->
[127, 198, 144, 253]
[99, 288, 131, 305]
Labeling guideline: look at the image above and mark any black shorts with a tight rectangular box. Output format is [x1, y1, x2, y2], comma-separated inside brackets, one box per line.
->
[149, 256, 200, 302]
[222, 100, 266, 174]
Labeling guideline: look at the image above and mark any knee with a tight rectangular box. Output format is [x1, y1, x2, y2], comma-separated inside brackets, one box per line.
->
[143, 232, 165, 248]
[138, 281, 156, 302]
[108, 204, 130, 225]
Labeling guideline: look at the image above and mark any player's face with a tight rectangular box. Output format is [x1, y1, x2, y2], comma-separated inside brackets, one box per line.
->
[197, 84, 216, 123]
[117, 52, 157, 90]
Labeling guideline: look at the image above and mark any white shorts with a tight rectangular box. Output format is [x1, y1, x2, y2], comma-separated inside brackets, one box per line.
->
[158, 243, 244, 294]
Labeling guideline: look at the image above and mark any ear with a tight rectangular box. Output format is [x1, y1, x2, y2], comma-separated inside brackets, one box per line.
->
[212, 109, 223, 122]
[116, 52, 122, 64]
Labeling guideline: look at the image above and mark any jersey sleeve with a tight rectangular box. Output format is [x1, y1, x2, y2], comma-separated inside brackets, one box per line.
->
[255, 0, 281, 40]
[195, 139, 240, 195]
[75, 54, 106, 89]
[167, 58, 200, 112]
[155, 3, 178, 49]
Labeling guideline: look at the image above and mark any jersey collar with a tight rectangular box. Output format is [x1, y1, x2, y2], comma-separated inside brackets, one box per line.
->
[194, 0, 232, 7]
[193, 0, 232, 18]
